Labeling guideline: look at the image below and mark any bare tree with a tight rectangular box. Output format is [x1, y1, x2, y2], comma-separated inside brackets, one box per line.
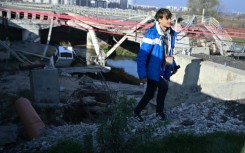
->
[188, 0, 221, 17]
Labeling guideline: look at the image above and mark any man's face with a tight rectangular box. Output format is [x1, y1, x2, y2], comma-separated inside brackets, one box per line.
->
[159, 15, 171, 30]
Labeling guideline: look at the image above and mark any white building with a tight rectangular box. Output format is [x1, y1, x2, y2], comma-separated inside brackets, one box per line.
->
[127, 0, 134, 9]
[22, 0, 135, 8]
[166, 6, 188, 12]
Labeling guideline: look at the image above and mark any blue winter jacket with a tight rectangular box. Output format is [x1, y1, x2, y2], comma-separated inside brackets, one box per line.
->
[137, 22, 178, 82]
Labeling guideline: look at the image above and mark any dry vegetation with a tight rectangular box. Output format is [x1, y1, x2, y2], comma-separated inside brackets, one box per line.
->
[217, 13, 245, 45]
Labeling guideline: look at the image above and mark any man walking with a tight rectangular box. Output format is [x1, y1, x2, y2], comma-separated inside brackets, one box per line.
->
[134, 8, 180, 122]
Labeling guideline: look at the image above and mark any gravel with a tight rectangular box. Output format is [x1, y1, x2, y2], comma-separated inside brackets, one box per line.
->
[3, 96, 245, 153]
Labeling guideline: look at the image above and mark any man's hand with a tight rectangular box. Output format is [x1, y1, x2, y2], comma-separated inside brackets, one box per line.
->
[171, 65, 180, 76]
[139, 78, 147, 85]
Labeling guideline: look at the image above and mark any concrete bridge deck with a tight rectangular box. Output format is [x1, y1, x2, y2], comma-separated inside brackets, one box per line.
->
[1, 2, 237, 58]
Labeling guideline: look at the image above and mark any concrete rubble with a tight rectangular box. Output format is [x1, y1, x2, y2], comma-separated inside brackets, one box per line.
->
[0, 42, 245, 152]
[1, 71, 245, 152]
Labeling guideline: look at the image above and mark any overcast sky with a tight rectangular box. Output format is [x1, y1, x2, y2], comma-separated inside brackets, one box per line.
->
[135, 0, 245, 13]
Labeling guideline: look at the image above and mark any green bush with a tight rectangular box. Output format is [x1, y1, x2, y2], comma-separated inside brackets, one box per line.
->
[96, 96, 136, 153]
[82, 131, 94, 153]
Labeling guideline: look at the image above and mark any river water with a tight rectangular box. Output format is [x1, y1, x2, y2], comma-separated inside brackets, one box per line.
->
[106, 56, 138, 78]
[65, 47, 140, 84]
[85, 48, 140, 84]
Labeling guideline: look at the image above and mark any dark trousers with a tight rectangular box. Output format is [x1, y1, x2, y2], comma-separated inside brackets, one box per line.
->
[134, 78, 169, 114]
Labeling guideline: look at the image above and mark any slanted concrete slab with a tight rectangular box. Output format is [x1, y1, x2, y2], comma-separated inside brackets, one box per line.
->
[171, 54, 201, 87]
[198, 61, 245, 100]
[171, 54, 245, 101]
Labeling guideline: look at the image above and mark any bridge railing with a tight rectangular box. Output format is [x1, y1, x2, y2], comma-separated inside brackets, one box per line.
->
[204, 17, 233, 55]
[209, 17, 232, 41]
[0, 2, 53, 11]
[55, 5, 154, 18]
[181, 14, 233, 55]
[0, 2, 154, 18]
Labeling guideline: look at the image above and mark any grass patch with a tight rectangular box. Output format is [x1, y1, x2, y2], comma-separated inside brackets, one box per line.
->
[48, 132, 94, 153]
[46, 132, 245, 153]
[232, 38, 245, 45]
[48, 139, 84, 153]
[100, 44, 137, 58]
[132, 132, 245, 153]
[115, 46, 137, 57]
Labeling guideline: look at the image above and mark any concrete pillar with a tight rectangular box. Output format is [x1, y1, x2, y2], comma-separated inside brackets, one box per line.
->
[7, 11, 11, 19]
[22, 28, 40, 42]
[40, 14, 44, 20]
[86, 31, 93, 49]
[30, 68, 60, 104]
[22, 29, 29, 41]
[31, 29, 40, 36]
[16, 12, 19, 19]
[86, 31, 106, 66]
[24, 12, 28, 19]
[201, 8, 205, 24]
[86, 48, 96, 65]
[0, 11, 2, 17]
[30, 13, 34, 19]
[31, 28, 40, 42]
[86, 31, 95, 65]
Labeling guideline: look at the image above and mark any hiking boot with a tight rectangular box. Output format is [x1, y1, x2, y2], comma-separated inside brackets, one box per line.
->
[156, 112, 166, 121]
[134, 110, 144, 122]
[134, 113, 144, 122]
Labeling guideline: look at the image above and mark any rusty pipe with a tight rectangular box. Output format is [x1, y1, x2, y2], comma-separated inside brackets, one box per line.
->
[15, 97, 45, 139]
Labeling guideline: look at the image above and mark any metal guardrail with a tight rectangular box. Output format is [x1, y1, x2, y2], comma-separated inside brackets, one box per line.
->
[209, 17, 232, 41]
[231, 44, 245, 52]
[230, 43, 245, 59]
[179, 14, 234, 56]
[207, 17, 233, 55]
[57, 5, 154, 17]
[0, 2, 53, 11]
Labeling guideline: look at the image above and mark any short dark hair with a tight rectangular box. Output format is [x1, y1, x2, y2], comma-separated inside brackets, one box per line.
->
[154, 8, 172, 21]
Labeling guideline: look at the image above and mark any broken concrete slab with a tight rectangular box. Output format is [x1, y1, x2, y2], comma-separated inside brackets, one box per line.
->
[0, 124, 18, 145]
